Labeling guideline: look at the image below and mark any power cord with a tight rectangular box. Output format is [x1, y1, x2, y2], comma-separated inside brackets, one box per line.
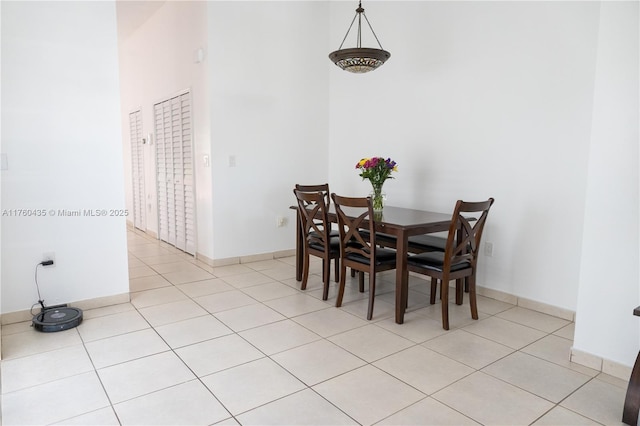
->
[31, 260, 54, 315]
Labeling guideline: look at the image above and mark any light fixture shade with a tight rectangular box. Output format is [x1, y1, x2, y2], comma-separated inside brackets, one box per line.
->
[330, 1, 390, 73]
[329, 48, 391, 74]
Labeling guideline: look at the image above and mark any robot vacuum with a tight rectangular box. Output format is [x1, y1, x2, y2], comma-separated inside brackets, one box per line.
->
[32, 305, 83, 332]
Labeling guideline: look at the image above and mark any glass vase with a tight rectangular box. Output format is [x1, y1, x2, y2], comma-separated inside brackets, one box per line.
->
[370, 182, 386, 213]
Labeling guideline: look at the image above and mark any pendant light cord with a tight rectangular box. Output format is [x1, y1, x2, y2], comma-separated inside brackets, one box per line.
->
[336, 1, 385, 51]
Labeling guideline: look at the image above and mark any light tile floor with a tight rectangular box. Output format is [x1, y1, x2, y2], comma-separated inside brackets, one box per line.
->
[0, 230, 629, 425]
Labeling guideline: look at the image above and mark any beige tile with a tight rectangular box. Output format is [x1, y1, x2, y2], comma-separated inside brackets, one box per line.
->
[596, 372, 629, 389]
[98, 352, 195, 404]
[219, 271, 275, 289]
[272, 339, 366, 386]
[138, 299, 208, 327]
[114, 380, 230, 425]
[130, 286, 188, 309]
[475, 294, 516, 315]
[482, 352, 592, 403]
[1, 328, 83, 359]
[128, 265, 158, 279]
[533, 406, 600, 425]
[236, 388, 357, 425]
[85, 329, 169, 369]
[561, 377, 627, 425]
[432, 372, 554, 425]
[417, 302, 489, 329]
[496, 306, 571, 333]
[2, 372, 110, 425]
[162, 267, 215, 285]
[177, 278, 234, 298]
[329, 324, 414, 363]
[154, 315, 233, 348]
[211, 263, 255, 277]
[239, 319, 320, 355]
[245, 259, 286, 271]
[150, 260, 198, 274]
[375, 311, 449, 344]
[313, 365, 425, 425]
[240, 281, 300, 301]
[52, 407, 120, 425]
[521, 334, 599, 376]
[423, 329, 514, 369]
[554, 322, 576, 340]
[1, 320, 33, 336]
[463, 316, 547, 349]
[2, 344, 94, 393]
[129, 274, 172, 292]
[377, 397, 480, 425]
[194, 290, 258, 314]
[265, 293, 332, 318]
[201, 357, 306, 415]
[337, 295, 396, 321]
[215, 303, 286, 332]
[81, 303, 135, 320]
[175, 334, 264, 377]
[374, 345, 475, 395]
[141, 253, 186, 266]
[292, 307, 368, 338]
[78, 310, 149, 343]
[259, 265, 297, 281]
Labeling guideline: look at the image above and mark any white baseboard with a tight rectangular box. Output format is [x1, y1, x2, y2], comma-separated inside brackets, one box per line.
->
[1, 293, 130, 326]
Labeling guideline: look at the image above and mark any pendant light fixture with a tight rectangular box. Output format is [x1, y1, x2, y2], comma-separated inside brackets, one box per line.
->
[329, 1, 390, 73]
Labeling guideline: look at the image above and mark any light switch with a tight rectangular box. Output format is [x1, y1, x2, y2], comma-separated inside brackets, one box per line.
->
[203, 155, 210, 167]
[228, 155, 236, 167]
[1, 153, 7, 171]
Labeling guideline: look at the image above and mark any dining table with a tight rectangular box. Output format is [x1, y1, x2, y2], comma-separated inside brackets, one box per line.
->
[293, 204, 456, 324]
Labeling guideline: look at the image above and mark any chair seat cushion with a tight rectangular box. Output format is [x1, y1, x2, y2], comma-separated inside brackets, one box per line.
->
[407, 251, 470, 272]
[308, 236, 340, 252]
[310, 230, 339, 238]
[359, 230, 397, 246]
[408, 234, 447, 251]
[346, 247, 396, 266]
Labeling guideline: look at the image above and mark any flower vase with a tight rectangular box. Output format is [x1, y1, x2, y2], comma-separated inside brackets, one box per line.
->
[370, 182, 386, 213]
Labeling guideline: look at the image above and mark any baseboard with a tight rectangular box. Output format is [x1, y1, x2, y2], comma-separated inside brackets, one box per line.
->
[570, 347, 632, 380]
[1, 293, 130, 326]
[197, 249, 297, 268]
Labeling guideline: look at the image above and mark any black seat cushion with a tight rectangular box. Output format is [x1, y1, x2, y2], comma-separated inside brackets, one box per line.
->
[359, 230, 397, 246]
[346, 247, 396, 266]
[408, 234, 447, 252]
[407, 251, 471, 273]
[308, 236, 341, 251]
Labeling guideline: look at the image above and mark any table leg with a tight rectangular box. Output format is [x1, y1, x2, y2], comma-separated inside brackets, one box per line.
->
[295, 210, 303, 281]
[395, 232, 409, 324]
[623, 350, 640, 425]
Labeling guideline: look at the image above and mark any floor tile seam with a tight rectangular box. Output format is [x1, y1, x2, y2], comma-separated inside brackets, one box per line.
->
[552, 376, 611, 425]
[491, 311, 572, 334]
[231, 386, 360, 425]
[0, 363, 99, 397]
[476, 363, 582, 406]
[375, 394, 479, 426]
[0, 334, 86, 363]
[289, 312, 371, 339]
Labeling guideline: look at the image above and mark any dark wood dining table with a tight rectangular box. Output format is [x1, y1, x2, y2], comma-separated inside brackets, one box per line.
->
[294, 204, 455, 324]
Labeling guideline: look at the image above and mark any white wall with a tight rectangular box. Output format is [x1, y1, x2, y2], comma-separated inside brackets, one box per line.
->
[328, 1, 602, 312]
[573, 1, 639, 367]
[208, 1, 330, 259]
[1, 1, 128, 313]
[118, 1, 213, 259]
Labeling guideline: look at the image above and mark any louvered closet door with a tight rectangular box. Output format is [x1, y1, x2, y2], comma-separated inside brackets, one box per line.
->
[154, 92, 196, 255]
[129, 110, 146, 231]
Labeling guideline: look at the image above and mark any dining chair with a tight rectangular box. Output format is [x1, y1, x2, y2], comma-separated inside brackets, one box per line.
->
[293, 189, 341, 300]
[331, 193, 397, 320]
[407, 198, 494, 330]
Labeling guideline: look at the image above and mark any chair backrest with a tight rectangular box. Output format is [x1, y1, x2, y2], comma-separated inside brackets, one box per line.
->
[293, 189, 332, 252]
[331, 193, 376, 262]
[443, 198, 495, 270]
[295, 183, 331, 208]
